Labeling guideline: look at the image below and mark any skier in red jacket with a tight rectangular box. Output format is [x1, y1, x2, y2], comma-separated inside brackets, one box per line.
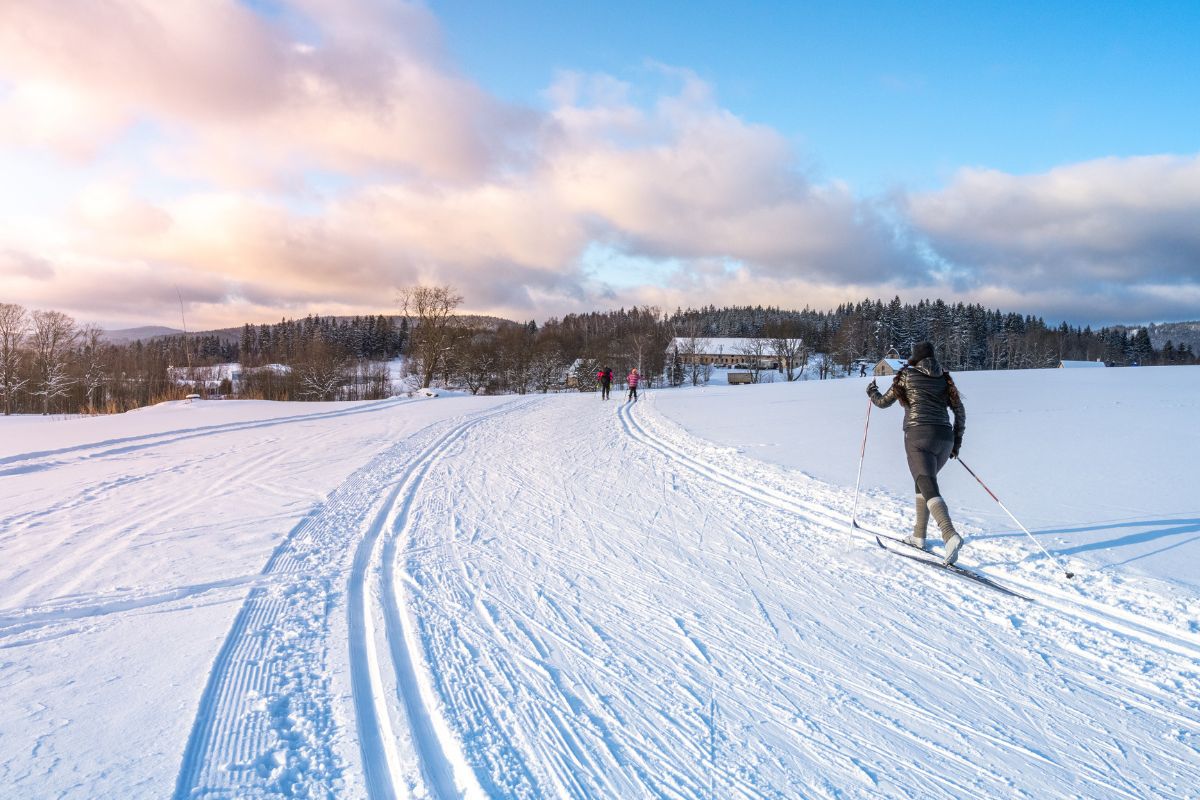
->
[597, 367, 613, 400]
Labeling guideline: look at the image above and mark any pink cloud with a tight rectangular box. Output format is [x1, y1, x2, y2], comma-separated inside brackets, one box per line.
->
[0, 0, 530, 181]
[8, 3, 1194, 331]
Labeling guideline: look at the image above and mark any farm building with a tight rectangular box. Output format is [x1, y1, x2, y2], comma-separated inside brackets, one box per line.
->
[666, 338, 779, 369]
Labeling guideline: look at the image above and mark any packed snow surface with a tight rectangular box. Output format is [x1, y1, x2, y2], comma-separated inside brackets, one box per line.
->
[1, 368, 1198, 799]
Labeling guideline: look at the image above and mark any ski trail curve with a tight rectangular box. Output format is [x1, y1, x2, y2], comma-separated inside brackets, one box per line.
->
[621, 394, 1200, 663]
[379, 394, 1200, 797]
[172, 400, 521, 800]
[347, 402, 526, 799]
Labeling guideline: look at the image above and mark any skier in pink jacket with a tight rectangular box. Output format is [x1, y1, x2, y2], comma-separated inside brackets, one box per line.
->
[626, 368, 640, 402]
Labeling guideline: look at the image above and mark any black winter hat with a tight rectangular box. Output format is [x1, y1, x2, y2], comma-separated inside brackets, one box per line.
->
[909, 341, 935, 364]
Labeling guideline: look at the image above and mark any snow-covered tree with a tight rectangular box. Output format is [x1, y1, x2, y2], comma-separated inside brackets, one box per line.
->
[295, 341, 348, 400]
[0, 302, 29, 415]
[79, 325, 107, 412]
[30, 310, 78, 415]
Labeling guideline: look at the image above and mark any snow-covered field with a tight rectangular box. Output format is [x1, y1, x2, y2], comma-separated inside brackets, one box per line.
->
[1, 368, 1198, 798]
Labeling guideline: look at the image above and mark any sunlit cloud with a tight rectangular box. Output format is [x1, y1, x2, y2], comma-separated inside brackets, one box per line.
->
[905, 154, 1200, 299]
[0, 1, 1197, 329]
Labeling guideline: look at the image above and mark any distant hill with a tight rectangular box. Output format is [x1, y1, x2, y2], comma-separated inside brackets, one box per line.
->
[1143, 321, 1200, 352]
[104, 314, 519, 346]
[101, 326, 182, 343]
[212, 313, 518, 338]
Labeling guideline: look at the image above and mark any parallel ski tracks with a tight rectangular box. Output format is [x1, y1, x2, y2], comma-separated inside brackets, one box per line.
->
[618, 397, 1200, 664]
[346, 403, 526, 799]
[173, 399, 526, 800]
[0, 396, 419, 478]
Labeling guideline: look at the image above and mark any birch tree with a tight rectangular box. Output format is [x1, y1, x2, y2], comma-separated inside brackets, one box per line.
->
[30, 309, 79, 414]
[0, 303, 29, 415]
[79, 324, 107, 411]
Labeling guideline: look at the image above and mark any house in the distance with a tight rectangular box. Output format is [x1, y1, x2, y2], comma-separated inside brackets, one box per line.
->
[666, 337, 778, 369]
[1058, 360, 1107, 369]
[873, 357, 907, 376]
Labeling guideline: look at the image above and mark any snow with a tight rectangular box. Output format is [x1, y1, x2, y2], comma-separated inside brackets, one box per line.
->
[2, 367, 1198, 798]
[667, 337, 769, 354]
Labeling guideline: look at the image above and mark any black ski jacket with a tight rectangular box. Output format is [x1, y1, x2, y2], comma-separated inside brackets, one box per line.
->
[867, 358, 965, 448]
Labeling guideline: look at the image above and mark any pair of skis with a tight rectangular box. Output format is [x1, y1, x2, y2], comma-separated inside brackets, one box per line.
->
[863, 524, 1029, 600]
[850, 402, 1030, 601]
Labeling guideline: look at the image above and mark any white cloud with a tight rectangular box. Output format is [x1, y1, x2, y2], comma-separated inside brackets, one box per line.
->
[906, 155, 1200, 290]
[1, 2, 1197, 329]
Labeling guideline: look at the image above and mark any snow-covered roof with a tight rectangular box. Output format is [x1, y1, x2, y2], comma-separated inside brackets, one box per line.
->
[1059, 360, 1106, 368]
[879, 359, 906, 369]
[666, 337, 772, 355]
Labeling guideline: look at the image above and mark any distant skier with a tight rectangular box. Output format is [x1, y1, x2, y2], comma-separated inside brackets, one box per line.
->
[859, 363, 867, 377]
[599, 366, 613, 400]
[867, 341, 967, 565]
[626, 368, 640, 402]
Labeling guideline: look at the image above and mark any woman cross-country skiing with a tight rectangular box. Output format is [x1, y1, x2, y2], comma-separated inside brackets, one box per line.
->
[867, 341, 967, 565]
[626, 368, 640, 402]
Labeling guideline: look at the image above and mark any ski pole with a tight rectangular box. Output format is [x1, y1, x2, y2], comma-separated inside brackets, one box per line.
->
[848, 398, 872, 533]
[958, 458, 1075, 579]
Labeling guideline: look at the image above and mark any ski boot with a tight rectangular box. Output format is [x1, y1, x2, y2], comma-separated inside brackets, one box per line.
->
[927, 497, 964, 565]
[903, 494, 928, 550]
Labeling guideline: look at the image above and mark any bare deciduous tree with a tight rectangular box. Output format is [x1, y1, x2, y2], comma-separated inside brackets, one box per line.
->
[296, 341, 348, 401]
[399, 285, 463, 388]
[30, 309, 79, 415]
[674, 322, 713, 386]
[768, 325, 807, 381]
[0, 303, 29, 415]
[530, 342, 566, 393]
[79, 324, 107, 412]
[452, 332, 498, 395]
[737, 337, 771, 383]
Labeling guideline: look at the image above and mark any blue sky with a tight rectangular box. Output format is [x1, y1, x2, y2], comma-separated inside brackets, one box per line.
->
[1, 0, 1198, 328]
[433, 0, 1200, 190]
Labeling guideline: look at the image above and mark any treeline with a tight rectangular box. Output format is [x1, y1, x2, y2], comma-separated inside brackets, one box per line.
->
[2, 295, 1195, 415]
[0, 304, 412, 414]
[432, 306, 671, 395]
[667, 298, 1198, 371]
[237, 314, 407, 366]
[1, 304, 185, 415]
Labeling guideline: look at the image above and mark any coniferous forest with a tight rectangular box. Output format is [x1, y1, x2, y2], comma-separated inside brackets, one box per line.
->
[0, 297, 1195, 415]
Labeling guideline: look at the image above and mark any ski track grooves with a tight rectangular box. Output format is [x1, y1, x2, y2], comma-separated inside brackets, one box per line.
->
[0, 396, 416, 477]
[347, 404, 521, 800]
[173, 399, 524, 800]
[618, 396, 1200, 664]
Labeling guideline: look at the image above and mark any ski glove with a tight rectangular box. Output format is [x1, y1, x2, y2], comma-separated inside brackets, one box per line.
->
[866, 380, 878, 396]
[951, 438, 962, 459]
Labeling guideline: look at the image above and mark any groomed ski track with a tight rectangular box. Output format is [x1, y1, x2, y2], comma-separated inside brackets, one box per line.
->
[166, 391, 1200, 799]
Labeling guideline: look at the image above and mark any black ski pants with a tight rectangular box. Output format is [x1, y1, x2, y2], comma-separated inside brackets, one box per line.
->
[904, 424, 953, 499]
